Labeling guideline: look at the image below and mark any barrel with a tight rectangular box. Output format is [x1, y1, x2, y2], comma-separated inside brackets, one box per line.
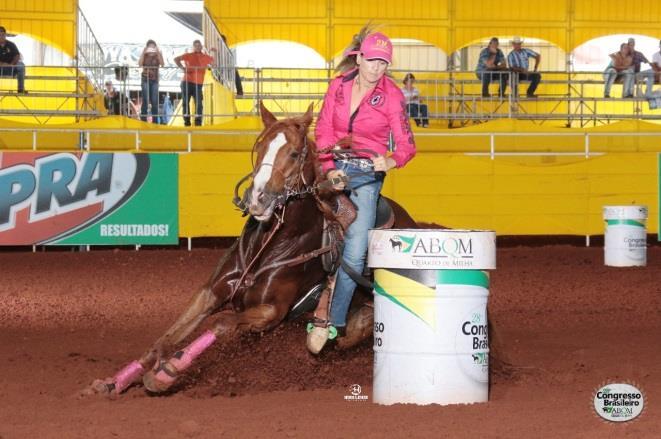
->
[603, 206, 648, 267]
[367, 229, 496, 406]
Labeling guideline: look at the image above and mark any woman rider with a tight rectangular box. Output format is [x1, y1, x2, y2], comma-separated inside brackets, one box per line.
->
[307, 28, 417, 353]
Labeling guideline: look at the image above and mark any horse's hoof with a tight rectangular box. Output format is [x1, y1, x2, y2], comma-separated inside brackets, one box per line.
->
[337, 306, 373, 350]
[306, 326, 330, 355]
[79, 378, 115, 399]
[143, 363, 177, 393]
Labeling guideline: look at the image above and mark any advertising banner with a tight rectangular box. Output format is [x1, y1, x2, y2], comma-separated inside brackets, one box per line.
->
[0, 152, 178, 245]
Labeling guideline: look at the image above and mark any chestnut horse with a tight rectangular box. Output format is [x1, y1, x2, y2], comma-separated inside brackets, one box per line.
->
[85, 103, 417, 397]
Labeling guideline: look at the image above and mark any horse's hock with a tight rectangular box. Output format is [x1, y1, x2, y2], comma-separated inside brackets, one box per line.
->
[367, 229, 496, 405]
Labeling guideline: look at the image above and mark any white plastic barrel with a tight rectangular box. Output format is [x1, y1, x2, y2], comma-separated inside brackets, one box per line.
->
[367, 229, 496, 406]
[603, 206, 648, 267]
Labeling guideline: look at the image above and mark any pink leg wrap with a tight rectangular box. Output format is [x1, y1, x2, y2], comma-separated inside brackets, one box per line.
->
[171, 330, 217, 370]
[112, 360, 144, 393]
[154, 330, 217, 385]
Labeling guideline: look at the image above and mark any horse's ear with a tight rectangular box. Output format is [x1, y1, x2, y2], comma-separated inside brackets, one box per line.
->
[259, 101, 277, 128]
[300, 103, 314, 128]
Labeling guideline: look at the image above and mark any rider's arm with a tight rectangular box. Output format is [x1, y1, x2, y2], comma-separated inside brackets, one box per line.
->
[386, 87, 416, 168]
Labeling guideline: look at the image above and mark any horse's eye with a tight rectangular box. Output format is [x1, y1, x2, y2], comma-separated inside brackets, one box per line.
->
[290, 152, 300, 159]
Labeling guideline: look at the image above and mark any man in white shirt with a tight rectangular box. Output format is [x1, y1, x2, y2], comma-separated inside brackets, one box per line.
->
[652, 40, 661, 86]
[628, 38, 654, 97]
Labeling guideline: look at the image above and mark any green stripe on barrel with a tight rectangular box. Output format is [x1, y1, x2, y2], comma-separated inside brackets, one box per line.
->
[605, 219, 645, 227]
[437, 270, 489, 288]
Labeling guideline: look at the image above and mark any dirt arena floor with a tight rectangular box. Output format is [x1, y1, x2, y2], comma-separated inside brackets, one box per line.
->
[1, 244, 659, 438]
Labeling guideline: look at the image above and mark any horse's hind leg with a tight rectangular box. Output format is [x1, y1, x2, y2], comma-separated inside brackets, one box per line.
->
[337, 302, 374, 350]
[85, 286, 219, 397]
[143, 304, 281, 393]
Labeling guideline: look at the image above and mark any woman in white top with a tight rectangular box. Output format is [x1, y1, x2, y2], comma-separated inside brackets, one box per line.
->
[401, 73, 429, 127]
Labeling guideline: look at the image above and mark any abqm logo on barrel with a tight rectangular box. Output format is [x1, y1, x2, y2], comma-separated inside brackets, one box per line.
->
[0, 152, 178, 245]
[369, 229, 495, 270]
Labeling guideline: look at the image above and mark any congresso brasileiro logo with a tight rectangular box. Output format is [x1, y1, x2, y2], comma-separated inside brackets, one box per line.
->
[593, 382, 644, 422]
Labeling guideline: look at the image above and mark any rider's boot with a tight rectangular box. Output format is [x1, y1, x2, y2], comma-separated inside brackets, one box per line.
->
[306, 280, 335, 354]
[306, 320, 338, 354]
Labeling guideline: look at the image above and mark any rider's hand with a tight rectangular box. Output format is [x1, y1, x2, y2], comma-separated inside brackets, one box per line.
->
[371, 155, 396, 172]
[327, 169, 347, 191]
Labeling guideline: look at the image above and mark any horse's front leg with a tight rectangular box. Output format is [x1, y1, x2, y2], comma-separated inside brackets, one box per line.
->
[142, 303, 283, 393]
[83, 286, 220, 397]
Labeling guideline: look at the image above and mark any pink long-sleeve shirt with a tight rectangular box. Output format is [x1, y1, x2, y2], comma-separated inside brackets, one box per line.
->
[315, 68, 416, 173]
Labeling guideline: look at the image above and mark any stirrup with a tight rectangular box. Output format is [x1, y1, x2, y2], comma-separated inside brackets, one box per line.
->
[306, 318, 338, 340]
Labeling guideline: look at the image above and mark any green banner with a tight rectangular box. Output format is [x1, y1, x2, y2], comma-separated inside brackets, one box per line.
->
[0, 153, 178, 245]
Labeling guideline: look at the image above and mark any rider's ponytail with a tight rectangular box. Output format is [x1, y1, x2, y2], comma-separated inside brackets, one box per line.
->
[335, 23, 375, 73]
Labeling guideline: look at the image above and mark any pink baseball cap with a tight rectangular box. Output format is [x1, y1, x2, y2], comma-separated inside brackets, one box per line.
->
[359, 32, 393, 64]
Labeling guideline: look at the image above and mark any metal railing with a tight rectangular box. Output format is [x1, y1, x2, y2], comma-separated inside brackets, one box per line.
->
[3, 65, 661, 127]
[202, 7, 236, 92]
[0, 65, 102, 124]
[76, 7, 105, 91]
[0, 66, 225, 125]
[234, 67, 661, 127]
[1, 126, 660, 156]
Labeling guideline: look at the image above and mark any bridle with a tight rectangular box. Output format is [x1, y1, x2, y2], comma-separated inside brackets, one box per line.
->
[226, 127, 381, 308]
[232, 131, 382, 216]
[232, 127, 312, 215]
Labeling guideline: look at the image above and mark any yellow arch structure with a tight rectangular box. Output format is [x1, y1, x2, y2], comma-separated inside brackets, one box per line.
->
[0, 0, 76, 58]
[207, 0, 661, 57]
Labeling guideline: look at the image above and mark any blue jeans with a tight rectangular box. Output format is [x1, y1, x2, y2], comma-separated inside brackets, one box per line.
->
[329, 160, 384, 328]
[0, 61, 25, 92]
[406, 103, 429, 127]
[635, 70, 655, 97]
[181, 81, 204, 126]
[604, 67, 634, 97]
[476, 70, 508, 96]
[140, 78, 159, 123]
[512, 72, 541, 96]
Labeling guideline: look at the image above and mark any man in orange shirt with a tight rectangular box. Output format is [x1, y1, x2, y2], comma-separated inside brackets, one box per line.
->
[174, 40, 216, 126]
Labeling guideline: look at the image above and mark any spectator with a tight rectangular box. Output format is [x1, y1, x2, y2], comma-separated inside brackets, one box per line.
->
[103, 80, 122, 115]
[507, 36, 541, 98]
[652, 40, 661, 84]
[401, 73, 429, 127]
[476, 37, 508, 97]
[138, 39, 164, 123]
[0, 26, 26, 93]
[221, 34, 243, 96]
[604, 43, 634, 98]
[161, 94, 173, 125]
[174, 40, 217, 126]
[627, 37, 654, 97]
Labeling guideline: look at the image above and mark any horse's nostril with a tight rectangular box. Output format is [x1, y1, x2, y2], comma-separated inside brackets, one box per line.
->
[257, 192, 265, 202]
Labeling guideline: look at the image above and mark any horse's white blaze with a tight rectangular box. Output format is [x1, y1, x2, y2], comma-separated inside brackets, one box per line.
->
[253, 132, 287, 194]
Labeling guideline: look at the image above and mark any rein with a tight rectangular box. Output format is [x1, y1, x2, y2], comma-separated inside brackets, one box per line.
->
[232, 145, 380, 213]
